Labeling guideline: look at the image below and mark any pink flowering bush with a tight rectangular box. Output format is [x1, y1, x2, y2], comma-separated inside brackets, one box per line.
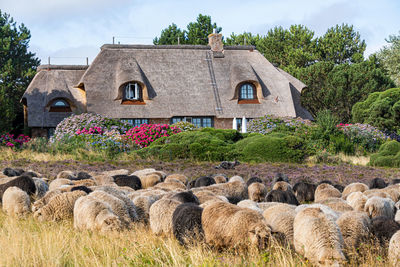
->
[124, 124, 181, 148]
[0, 133, 30, 149]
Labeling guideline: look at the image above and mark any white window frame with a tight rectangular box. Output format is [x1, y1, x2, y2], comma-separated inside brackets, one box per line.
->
[125, 82, 139, 100]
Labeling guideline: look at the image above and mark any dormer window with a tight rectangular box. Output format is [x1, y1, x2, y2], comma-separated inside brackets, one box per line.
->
[240, 83, 255, 100]
[125, 82, 140, 100]
[49, 99, 71, 112]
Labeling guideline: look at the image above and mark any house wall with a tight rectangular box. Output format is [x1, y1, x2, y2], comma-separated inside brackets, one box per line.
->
[214, 118, 233, 129]
[31, 128, 48, 138]
[149, 118, 170, 125]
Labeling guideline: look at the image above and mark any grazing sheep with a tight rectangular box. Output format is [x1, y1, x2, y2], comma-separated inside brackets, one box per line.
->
[371, 216, 400, 245]
[263, 204, 296, 245]
[342, 183, 369, 200]
[71, 178, 96, 187]
[0, 175, 36, 201]
[73, 195, 123, 232]
[149, 198, 181, 236]
[237, 199, 263, 213]
[32, 189, 62, 212]
[258, 202, 296, 212]
[95, 186, 138, 222]
[92, 174, 115, 186]
[295, 204, 339, 222]
[76, 171, 92, 180]
[71, 186, 93, 194]
[395, 210, 400, 224]
[248, 182, 267, 202]
[165, 174, 188, 185]
[318, 180, 333, 186]
[273, 173, 289, 184]
[336, 211, 371, 250]
[319, 198, 353, 213]
[346, 192, 368, 212]
[113, 175, 142, 190]
[172, 203, 204, 245]
[314, 183, 341, 202]
[202, 201, 271, 250]
[49, 178, 73, 191]
[140, 174, 162, 189]
[229, 176, 244, 183]
[389, 230, 400, 266]
[364, 196, 395, 219]
[272, 181, 293, 192]
[187, 179, 196, 189]
[369, 178, 387, 189]
[3, 168, 24, 177]
[192, 180, 248, 204]
[88, 191, 134, 227]
[383, 188, 400, 202]
[212, 174, 228, 184]
[2, 187, 30, 217]
[154, 180, 186, 191]
[194, 176, 216, 188]
[293, 207, 345, 266]
[132, 169, 166, 181]
[293, 181, 316, 202]
[334, 184, 344, 192]
[391, 179, 400, 185]
[33, 178, 49, 198]
[56, 170, 76, 180]
[193, 190, 228, 205]
[246, 177, 263, 187]
[168, 191, 200, 204]
[131, 195, 157, 224]
[103, 169, 130, 177]
[265, 190, 299, 205]
[34, 190, 87, 221]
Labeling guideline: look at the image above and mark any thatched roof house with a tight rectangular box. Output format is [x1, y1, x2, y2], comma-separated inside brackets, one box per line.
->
[23, 33, 312, 137]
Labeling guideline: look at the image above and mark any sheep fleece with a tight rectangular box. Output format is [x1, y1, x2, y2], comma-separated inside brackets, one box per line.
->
[2, 186, 30, 217]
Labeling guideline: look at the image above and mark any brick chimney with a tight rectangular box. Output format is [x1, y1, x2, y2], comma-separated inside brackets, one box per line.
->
[208, 31, 223, 53]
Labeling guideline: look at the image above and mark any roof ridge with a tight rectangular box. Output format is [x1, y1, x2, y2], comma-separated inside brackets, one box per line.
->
[38, 65, 89, 70]
[101, 44, 256, 51]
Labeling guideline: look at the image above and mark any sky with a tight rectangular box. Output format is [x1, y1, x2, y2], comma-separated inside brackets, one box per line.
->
[1, 0, 399, 65]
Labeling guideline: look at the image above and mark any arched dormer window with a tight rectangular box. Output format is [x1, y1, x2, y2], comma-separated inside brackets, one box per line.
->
[49, 99, 72, 112]
[237, 82, 259, 104]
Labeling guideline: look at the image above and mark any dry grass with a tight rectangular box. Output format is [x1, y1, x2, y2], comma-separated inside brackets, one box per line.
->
[0, 210, 390, 266]
[337, 153, 370, 166]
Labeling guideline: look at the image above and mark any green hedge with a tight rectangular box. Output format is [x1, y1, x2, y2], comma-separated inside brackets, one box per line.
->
[369, 140, 400, 167]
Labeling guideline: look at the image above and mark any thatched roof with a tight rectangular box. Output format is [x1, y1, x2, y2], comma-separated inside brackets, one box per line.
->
[22, 65, 88, 127]
[23, 44, 313, 128]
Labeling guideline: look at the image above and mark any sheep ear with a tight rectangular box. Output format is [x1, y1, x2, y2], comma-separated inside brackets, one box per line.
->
[249, 229, 256, 234]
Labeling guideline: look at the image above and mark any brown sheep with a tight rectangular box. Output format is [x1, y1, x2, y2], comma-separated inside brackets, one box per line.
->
[363, 189, 391, 199]
[34, 190, 87, 221]
[102, 169, 129, 177]
[213, 175, 227, 184]
[272, 181, 293, 192]
[73, 195, 123, 232]
[2, 186, 31, 217]
[72, 178, 96, 187]
[382, 188, 400, 202]
[193, 190, 225, 205]
[140, 174, 162, 189]
[165, 174, 188, 185]
[248, 182, 267, 202]
[32, 189, 63, 212]
[263, 204, 296, 245]
[336, 211, 371, 250]
[319, 198, 353, 214]
[192, 180, 248, 204]
[91, 174, 115, 186]
[346, 191, 368, 212]
[314, 183, 342, 202]
[202, 201, 271, 250]
[154, 180, 186, 191]
[389, 230, 400, 266]
[56, 170, 75, 180]
[149, 198, 181, 236]
[294, 207, 345, 266]
[342, 183, 369, 200]
[131, 195, 158, 224]
[132, 169, 166, 181]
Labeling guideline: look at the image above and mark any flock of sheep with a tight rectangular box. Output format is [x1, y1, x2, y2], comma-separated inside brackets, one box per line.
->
[1, 167, 400, 266]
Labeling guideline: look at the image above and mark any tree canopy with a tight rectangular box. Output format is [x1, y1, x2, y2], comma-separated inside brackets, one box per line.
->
[0, 10, 40, 133]
[376, 32, 400, 87]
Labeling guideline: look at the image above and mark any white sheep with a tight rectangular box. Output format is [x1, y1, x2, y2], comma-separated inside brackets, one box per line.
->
[364, 196, 395, 219]
[389, 230, 400, 266]
[346, 191, 368, 212]
[149, 198, 181, 236]
[2, 186, 30, 217]
[336, 211, 371, 250]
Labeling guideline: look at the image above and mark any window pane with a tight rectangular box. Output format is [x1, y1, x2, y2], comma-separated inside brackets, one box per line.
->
[203, 118, 211, 127]
[142, 119, 149, 124]
[236, 118, 242, 130]
[247, 85, 253, 99]
[192, 118, 201, 127]
[53, 100, 68, 107]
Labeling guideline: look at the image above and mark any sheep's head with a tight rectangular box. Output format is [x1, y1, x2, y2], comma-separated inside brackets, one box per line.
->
[317, 248, 346, 267]
[248, 224, 271, 250]
[98, 212, 123, 233]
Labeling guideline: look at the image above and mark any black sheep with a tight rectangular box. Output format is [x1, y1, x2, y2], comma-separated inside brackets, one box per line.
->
[246, 177, 263, 187]
[170, 191, 200, 205]
[3, 167, 24, 177]
[71, 185, 93, 194]
[172, 203, 204, 245]
[371, 216, 400, 245]
[273, 173, 289, 184]
[293, 182, 316, 202]
[113, 175, 142, 190]
[76, 172, 92, 180]
[21, 171, 38, 178]
[194, 176, 215, 188]
[265, 190, 299, 205]
[0, 175, 36, 201]
[391, 178, 400, 185]
[333, 184, 344, 192]
[187, 179, 196, 189]
[369, 178, 387, 189]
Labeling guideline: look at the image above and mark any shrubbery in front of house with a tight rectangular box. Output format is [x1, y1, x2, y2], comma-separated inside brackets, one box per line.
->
[369, 140, 400, 167]
[171, 121, 198, 131]
[124, 124, 181, 148]
[0, 133, 30, 149]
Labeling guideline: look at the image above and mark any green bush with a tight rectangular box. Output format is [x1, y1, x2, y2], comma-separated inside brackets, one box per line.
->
[234, 135, 306, 163]
[352, 88, 400, 132]
[369, 140, 400, 167]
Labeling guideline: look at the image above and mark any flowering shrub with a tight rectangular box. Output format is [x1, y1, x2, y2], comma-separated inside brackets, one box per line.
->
[124, 124, 181, 148]
[51, 113, 129, 142]
[336, 123, 388, 152]
[171, 121, 198, 131]
[248, 115, 312, 135]
[0, 133, 30, 149]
